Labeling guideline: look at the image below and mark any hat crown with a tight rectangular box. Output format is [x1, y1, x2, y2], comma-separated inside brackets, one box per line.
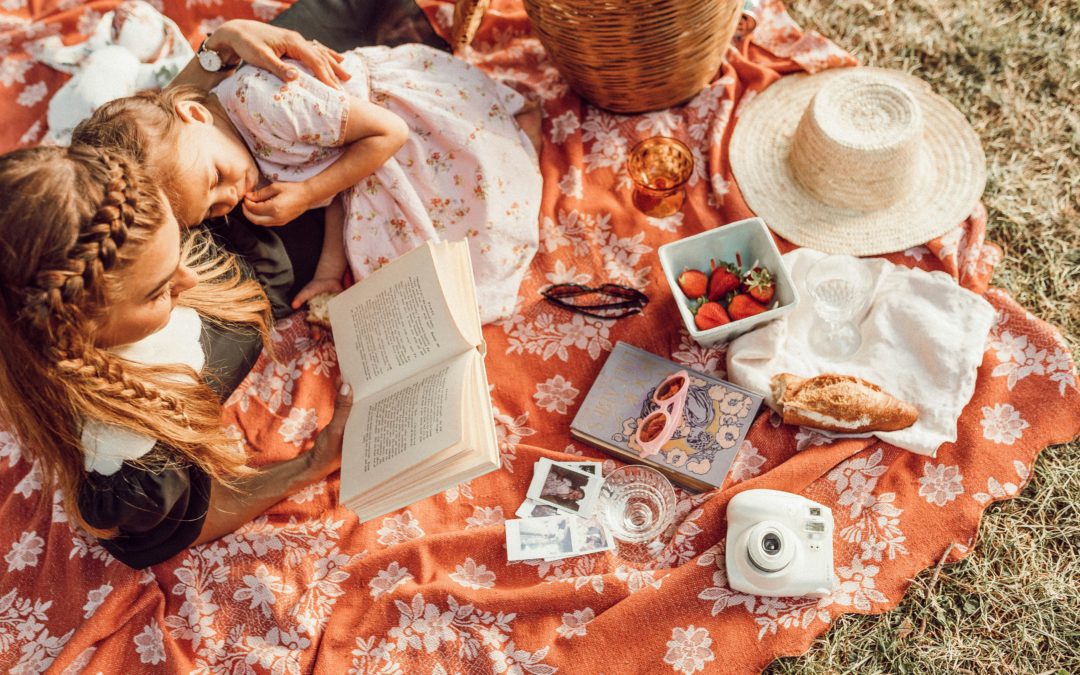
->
[789, 71, 924, 210]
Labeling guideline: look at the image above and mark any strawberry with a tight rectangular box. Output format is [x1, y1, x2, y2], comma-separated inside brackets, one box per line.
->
[728, 293, 768, 321]
[707, 261, 741, 302]
[677, 268, 708, 298]
[694, 301, 730, 331]
[742, 266, 775, 304]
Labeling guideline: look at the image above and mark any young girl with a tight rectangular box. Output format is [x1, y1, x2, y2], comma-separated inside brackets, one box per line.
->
[0, 145, 351, 569]
[75, 43, 543, 324]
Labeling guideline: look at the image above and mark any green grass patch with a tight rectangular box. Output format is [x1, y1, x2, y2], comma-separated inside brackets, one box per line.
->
[767, 1, 1080, 672]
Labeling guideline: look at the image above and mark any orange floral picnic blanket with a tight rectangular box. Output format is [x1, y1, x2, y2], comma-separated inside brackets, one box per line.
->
[2, 1, 1079, 673]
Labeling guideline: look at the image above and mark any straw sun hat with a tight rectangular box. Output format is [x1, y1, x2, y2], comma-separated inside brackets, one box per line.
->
[730, 67, 986, 256]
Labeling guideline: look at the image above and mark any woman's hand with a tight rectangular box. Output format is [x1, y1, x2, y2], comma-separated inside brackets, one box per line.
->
[205, 20, 350, 88]
[303, 382, 353, 483]
[171, 21, 350, 92]
[194, 382, 353, 546]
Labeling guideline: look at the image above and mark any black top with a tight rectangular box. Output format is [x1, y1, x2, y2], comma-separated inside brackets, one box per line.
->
[79, 455, 213, 568]
[76, 226, 286, 570]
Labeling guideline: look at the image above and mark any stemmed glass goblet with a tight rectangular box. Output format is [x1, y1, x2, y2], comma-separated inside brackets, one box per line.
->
[806, 254, 874, 360]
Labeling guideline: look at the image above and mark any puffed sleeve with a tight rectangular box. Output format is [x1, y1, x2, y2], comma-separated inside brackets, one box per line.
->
[215, 62, 349, 183]
[77, 456, 211, 569]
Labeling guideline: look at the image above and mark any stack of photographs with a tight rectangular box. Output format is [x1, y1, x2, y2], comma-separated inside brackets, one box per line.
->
[505, 458, 614, 561]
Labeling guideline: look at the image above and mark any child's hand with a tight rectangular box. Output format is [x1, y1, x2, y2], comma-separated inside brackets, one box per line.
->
[293, 276, 344, 310]
[242, 182, 314, 226]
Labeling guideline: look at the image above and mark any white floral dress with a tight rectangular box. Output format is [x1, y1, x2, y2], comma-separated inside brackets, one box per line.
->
[214, 44, 542, 323]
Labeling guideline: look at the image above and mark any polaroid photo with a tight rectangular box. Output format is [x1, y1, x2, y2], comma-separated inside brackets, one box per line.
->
[515, 498, 561, 519]
[527, 458, 603, 517]
[505, 516, 576, 561]
[506, 515, 616, 562]
[573, 516, 615, 556]
[540, 516, 616, 561]
[555, 461, 603, 477]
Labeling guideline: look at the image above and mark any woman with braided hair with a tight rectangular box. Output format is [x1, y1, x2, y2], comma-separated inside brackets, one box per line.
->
[0, 145, 352, 569]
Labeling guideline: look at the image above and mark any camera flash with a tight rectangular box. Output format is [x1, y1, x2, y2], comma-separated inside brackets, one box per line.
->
[805, 520, 826, 533]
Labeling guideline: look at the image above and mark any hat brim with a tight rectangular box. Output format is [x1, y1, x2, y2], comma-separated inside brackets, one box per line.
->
[730, 67, 986, 256]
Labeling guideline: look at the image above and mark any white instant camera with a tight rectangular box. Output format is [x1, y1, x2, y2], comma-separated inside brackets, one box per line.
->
[725, 489, 837, 598]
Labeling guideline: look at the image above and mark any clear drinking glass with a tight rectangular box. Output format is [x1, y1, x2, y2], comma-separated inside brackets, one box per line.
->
[806, 254, 874, 359]
[598, 465, 677, 549]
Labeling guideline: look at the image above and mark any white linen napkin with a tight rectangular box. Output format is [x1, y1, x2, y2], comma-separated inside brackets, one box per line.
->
[726, 248, 996, 456]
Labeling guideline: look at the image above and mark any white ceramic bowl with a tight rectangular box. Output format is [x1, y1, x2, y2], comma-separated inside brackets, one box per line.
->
[658, 217, 799, 346]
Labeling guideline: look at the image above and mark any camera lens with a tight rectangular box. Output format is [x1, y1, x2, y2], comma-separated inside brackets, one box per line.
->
[762, 532, 781, 554]
[746, 522, 795, 574]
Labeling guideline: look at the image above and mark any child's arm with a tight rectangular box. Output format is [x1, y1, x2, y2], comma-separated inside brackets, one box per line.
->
[242, 95, 409, 227]
[291, 196, 348, 310]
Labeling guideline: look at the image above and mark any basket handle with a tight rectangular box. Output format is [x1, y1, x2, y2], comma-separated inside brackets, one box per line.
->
[451, 0, 491, 51]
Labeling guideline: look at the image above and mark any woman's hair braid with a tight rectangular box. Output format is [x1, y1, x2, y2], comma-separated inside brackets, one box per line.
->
[50, 338, 194, 428]
[34, 152, 197, 429]
[18, 152, 139, 335]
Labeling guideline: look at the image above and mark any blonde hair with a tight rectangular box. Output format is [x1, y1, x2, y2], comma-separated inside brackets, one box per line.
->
[0, 145, 270, 537]
[72, 86, 205, 220]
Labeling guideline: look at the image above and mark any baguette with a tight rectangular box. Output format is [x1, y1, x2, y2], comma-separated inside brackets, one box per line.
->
[770, 373, 918, 433]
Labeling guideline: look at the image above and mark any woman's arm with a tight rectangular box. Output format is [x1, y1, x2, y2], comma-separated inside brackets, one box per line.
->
[170, 20, 350, 92]
[241, 96, 410, 226]
[193, 382, 353, 545]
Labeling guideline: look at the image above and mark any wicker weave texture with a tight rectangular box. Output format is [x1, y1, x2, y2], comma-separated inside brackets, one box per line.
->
[522, 0, 741, 113]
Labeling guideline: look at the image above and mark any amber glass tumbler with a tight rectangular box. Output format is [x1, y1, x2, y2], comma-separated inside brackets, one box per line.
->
[627, 137, 694, 218]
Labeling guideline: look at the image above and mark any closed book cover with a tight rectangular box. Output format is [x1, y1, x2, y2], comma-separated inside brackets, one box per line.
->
[570, 342, 764, 492]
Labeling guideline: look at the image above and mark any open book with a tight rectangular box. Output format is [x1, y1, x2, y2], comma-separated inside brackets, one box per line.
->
[328, 241, 499, 522]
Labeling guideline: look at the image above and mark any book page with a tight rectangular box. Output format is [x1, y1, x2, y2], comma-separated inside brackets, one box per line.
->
[328, 242, 475, 394]
[345, 346, 500, 520]
[440, 241, 484, 349]
[339, 350, 473, 502]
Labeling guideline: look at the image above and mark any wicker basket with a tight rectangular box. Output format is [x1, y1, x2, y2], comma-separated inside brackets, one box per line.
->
[454, 0, 742, 113]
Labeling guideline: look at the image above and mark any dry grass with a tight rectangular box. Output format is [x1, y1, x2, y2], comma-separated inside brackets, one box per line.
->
[766, 1, 1080, 672]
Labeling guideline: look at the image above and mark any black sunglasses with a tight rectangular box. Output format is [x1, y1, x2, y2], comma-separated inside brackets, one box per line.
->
[541, 283, 649, 319]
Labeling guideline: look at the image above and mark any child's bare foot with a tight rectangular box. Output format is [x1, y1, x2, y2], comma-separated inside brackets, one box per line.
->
[514, 101, 543, 156]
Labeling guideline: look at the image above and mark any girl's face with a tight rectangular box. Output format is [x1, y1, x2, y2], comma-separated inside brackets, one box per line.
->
[93, 206, 198, 348]
[170, 100, 260, 227]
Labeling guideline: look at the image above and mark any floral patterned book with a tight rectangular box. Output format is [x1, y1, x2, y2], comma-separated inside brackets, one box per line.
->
[570, 342, 764, 492]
